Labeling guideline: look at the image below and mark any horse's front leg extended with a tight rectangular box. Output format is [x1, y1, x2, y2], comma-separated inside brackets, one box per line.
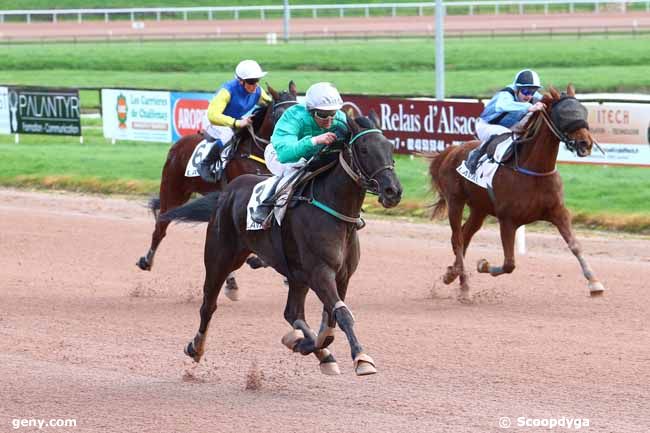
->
[477, 218, 516, 277]
[550, 207, 605, 296]
[312, 268, 376, 376]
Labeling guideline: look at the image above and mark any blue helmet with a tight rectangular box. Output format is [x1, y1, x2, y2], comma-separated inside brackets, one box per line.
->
[513, 69, 542, 89]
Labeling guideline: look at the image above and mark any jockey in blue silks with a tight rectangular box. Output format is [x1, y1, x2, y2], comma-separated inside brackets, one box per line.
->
[467, 69, 546, 173]
[251, 82, 349, 224]
[198, 59, 272, 183]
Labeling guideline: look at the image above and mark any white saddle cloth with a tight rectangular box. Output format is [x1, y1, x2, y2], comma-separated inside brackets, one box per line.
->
[456, 136, 513, 189]
[184, 140, 233, 178]
[246, 176, 292, 231]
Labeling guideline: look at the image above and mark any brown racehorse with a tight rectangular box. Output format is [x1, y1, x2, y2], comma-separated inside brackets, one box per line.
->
[136, 83, 298, 289]
[429, 85, 605, 301]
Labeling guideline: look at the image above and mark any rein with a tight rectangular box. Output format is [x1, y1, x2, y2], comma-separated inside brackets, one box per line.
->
[244, 99, 299, 163]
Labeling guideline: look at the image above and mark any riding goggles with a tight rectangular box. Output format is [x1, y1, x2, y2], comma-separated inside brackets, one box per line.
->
[313, 110, 337, 120]
[243, 78, 260, 85]
[519, 87, 538, 96]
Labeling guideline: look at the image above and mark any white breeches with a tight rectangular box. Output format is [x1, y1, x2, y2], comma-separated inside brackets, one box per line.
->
[202, 123, 234, 145]
[475, 118, 510, 143]
[264, 145, 307, 180]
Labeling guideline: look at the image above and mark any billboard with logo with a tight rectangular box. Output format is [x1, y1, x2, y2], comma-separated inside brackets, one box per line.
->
[102, 89, 171, 142]
[170, 91, 213, 142]
[342, 95, 484, 154]
[558, 102, 650, 167]
[4, 86, 80, 136]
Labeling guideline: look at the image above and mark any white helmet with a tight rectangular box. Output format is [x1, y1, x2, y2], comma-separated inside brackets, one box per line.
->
[234, 60, 267, 80]
[305, 82, 343, 111]
[513, 69, 542, 89]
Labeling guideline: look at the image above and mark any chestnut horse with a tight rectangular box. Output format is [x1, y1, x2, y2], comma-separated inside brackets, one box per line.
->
[136, 83, 298, 282]
[429, 85, 605, 301]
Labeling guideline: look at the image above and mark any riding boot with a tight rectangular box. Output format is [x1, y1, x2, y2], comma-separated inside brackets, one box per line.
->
[467, 140, 488, 175]
[198, 140, 223, 183]
[251, 178, 281, 225]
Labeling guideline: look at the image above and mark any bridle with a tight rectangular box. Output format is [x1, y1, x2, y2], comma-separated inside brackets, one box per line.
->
[338, 128, 395, 195]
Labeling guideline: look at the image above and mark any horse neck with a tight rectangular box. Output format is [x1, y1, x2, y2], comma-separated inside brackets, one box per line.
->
[257, 105, 274, 140]
[314, 153, 366, 218]
[518, 114, 560, 173]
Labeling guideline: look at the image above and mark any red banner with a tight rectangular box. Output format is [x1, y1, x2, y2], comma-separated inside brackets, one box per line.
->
[342, 95, 484, 154]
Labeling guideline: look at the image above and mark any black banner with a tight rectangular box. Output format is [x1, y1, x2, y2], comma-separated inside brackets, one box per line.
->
[8, 86, 81, 136]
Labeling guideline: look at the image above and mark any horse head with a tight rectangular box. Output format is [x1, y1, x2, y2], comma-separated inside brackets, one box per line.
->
[345, 110, 402, 208]
[268, 81, 298, 125]
[542, 85, 594, 157]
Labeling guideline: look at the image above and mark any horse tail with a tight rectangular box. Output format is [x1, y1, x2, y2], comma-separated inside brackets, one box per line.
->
[159, 192, 221, 223]
[427, 148, 454, 219]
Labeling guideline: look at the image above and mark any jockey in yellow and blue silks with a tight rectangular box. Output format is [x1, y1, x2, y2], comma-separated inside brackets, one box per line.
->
[198, 59, 273, 183]
[467, 69, 546, 174]
[251, 82, 349, 224]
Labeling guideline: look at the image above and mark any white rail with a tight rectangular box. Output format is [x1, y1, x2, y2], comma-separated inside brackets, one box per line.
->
[0, 0, 648, 24]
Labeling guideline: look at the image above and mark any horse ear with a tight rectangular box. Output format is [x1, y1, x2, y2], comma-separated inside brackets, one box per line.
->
[549, 86, 560, 100]
[347, 114, 362, 135]
[288, 80, 297, 97]
[567, 83, 576, 97]
[266, 83, 280, 101]
[368, 110, 381, 129]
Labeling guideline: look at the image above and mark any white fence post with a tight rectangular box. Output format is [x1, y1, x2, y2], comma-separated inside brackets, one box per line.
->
[515, 226, 527, 255]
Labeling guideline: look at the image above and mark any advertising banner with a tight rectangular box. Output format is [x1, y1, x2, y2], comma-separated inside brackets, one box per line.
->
[342, 95, 484, 154]
[6, 87, 80, 136]
[170, 91, 213, 142]
[0, 87, 10, 134]
[558, 102, 650, 167]
[102, 89, 171, 142]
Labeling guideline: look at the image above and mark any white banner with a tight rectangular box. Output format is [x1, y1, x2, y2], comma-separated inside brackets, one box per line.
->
[102, 89, 171, 142]
[0, 87, 10, 134]
[559, 102, 650, 167]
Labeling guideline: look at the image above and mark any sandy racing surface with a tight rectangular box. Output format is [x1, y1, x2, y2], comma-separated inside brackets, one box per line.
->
[1, 188, 649, 432]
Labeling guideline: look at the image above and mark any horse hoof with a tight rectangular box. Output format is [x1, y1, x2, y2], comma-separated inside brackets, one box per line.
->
[320, 361, 341, 376]
[184, 342, 202, 363]
[281, 329, 305, 352]
[588, 281, 605, 296]
[353, 353, 377, 376]
[442, 266, 457, 284]
[224, 277, 239, 301]
[136, 257, 151, 271]
[246, 256, 267, 269]
[477, 259, 489, 273]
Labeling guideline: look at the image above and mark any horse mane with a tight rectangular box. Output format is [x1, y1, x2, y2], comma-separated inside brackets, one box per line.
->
[519, 89, 560, 141]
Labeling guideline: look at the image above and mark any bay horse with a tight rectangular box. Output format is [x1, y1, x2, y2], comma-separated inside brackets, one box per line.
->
[429, 85, 605, 301]
[160, 113, 402, 376]
[136, 82, 298, 297]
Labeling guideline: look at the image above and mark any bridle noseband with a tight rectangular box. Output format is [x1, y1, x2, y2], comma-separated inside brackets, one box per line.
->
[338, 128, 395, 195]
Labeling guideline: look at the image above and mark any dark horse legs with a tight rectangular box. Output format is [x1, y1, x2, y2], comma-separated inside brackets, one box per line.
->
[137, 183, 192, 271]
[310, 267, 376, 375]
[281, 281, 340, 375]
[185, 233, 249, 362]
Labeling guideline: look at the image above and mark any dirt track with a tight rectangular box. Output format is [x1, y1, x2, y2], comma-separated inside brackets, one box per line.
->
[1, 188, 649, 432]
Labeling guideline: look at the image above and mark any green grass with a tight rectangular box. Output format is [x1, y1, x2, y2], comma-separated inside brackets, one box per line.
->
[1, 37, 649, 107]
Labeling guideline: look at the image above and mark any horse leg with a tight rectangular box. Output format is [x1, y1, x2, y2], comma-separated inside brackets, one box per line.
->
[280, 281, 340, 375]
[443, 201, 471, 301]
[477, 219, 516, 277]
[312, 269, 376, 376]
[137, 186, 191, 271]
[224, 272, 240, 301]
[185, 240, 245, 362]
[550, 207, 605, 296]
[462, 208, 487, 256]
